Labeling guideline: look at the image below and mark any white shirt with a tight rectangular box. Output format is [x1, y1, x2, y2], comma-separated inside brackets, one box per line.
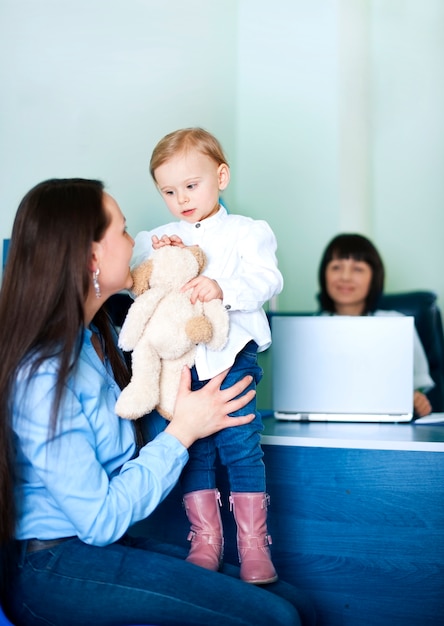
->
[132, 206, 283, 380]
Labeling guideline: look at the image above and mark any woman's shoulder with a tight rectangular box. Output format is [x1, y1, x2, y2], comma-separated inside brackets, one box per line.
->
[17, 351, 60, 382]
[373, 309, 405, 318]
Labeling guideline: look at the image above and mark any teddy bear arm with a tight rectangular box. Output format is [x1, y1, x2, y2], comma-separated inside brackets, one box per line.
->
[118, 288, 165, 351]
[201, 300, 230, 351]
[185, 316, 214, 344]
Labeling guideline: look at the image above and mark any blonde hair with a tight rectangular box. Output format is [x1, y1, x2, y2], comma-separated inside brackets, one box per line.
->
[150, 127, 229, 182]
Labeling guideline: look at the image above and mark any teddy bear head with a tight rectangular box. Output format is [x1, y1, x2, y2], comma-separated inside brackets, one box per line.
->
[131, 245, 207, 296]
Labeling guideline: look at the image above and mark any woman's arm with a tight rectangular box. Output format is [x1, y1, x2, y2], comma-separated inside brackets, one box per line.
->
[13, 365, 254, 546]
[166, 367, 255, 448]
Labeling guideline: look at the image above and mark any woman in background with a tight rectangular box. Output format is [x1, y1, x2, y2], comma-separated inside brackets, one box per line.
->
[318, 233, 433, 417]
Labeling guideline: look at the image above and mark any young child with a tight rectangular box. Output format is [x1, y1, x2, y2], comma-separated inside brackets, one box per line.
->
[132, 127, 283, 584]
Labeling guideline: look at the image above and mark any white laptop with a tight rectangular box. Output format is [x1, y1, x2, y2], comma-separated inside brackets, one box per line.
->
[271, 315, 414, 423]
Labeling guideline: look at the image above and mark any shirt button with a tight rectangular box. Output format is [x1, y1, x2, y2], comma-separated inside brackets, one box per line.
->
[195, 223, 201, 228]
[225, 304, 231, 310]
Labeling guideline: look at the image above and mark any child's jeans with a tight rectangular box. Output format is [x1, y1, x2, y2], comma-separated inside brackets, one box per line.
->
[181, 340, 266, 494]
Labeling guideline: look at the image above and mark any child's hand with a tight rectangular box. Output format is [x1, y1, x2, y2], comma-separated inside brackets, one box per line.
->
[413, 390, 432, 417]
[183, 276, 223, 304]
[152, 234, 185, 249]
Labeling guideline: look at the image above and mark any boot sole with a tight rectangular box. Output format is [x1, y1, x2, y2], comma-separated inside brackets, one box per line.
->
[243, 574, 279, 585]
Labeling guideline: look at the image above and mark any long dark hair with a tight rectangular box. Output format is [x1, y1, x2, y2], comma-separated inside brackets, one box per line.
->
[318, 233, 385, 315]
[0, 178, 130, 598]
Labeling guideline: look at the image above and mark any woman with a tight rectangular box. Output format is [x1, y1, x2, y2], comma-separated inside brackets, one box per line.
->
[0, 179, 314, 625]
[318, 233, 434, 417]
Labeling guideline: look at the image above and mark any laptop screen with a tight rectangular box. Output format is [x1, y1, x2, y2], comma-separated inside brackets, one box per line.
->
[270, 315, 414, 422]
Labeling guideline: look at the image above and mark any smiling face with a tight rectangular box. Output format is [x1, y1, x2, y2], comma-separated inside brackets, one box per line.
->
[325, 257, 373, 316]
[153, 149, 230, 223]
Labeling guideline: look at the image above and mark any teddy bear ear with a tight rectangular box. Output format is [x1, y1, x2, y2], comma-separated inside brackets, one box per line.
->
[190, 246, 207, 273]
[131, 259, 153, 295]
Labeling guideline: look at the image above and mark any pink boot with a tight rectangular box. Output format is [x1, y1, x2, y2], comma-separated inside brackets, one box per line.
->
[229, 492, 278, 585]
[183, 489, 224, 571]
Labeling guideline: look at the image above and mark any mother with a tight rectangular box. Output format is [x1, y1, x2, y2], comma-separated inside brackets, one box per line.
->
[0, 178, 314, 626]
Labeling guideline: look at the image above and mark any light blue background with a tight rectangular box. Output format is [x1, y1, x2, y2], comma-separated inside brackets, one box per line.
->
[1, 1, 443, 314]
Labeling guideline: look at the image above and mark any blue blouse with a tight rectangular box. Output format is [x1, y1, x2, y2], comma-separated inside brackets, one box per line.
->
[13, 327, 188, 545]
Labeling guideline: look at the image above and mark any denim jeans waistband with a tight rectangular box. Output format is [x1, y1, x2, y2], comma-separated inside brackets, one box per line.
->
[23, 537, 76, 553]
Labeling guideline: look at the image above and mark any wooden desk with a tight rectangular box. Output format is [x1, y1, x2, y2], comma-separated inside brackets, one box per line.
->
[135, 416, 444, 626]
[259, 416, 444, 626]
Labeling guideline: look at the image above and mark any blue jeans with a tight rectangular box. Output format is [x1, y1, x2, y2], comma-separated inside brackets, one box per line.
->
[181, 341, 265, 493]
[8, 536, 315, 625]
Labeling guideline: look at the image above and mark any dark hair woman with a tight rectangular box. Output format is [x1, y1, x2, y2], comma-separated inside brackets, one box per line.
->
[0, 178, 314, 626]
[318, 233, 385, 315]
[317, 233, 433, 417]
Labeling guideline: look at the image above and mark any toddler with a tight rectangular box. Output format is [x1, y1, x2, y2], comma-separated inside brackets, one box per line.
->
[133, 128, 283, 584]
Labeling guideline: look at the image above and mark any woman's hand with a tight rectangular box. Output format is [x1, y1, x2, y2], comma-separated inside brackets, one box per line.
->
[165, 367, 256, 448]
[413, 390, 432, 417]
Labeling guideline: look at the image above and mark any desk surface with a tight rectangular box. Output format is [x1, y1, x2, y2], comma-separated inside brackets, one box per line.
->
[260, 412, 444, 451]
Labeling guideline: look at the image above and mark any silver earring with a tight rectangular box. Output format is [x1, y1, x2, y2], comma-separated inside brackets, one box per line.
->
[93, 269, 101, 299]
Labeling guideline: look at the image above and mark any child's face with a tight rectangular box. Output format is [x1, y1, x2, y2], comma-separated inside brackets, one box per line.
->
[154, 149, 229, 223]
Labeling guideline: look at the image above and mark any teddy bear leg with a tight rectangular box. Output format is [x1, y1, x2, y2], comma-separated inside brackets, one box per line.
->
[115, 342, 161, 420]
[157, 351, 196, 419]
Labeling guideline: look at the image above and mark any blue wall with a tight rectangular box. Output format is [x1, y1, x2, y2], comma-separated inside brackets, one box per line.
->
[1, 1, 443, 311]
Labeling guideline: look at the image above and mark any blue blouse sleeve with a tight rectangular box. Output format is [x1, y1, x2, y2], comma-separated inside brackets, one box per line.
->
[13, 359, 188, 546]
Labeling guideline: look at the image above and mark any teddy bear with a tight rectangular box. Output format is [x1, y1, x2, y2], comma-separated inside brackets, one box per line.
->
[115, 244, 229, 421]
